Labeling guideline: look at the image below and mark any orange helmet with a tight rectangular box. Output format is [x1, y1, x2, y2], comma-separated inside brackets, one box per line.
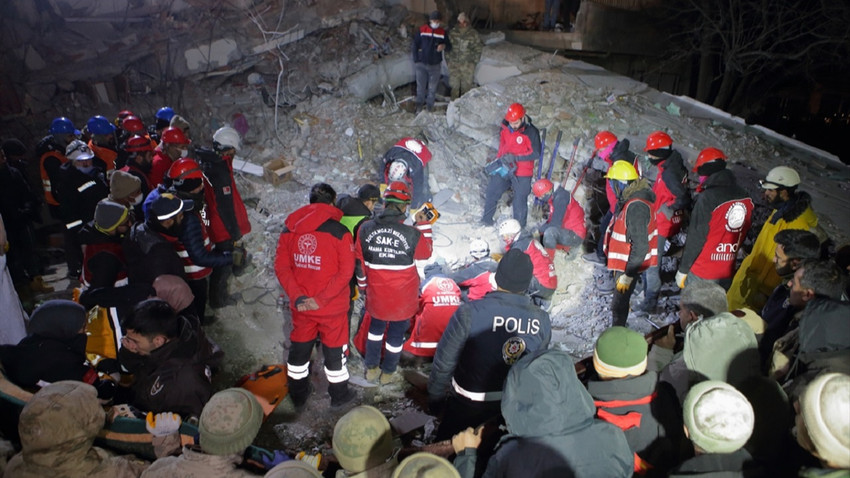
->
[122, 115, 145, 134]
[167, 158, 203, 186]
[124, 135, 154, 153]
[644, 131, 673, 151]
[693, 147, 727, 172]
[532, 178, 554, 198]
[594, 131, 617, 151]
[505, 103, 525, 122]
[383, 181, 412, 203]
[160, 126, 191, 145]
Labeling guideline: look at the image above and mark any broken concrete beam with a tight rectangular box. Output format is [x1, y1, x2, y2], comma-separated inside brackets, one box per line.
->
[184, 38, 242, 72]
[344, 52, 414, 102]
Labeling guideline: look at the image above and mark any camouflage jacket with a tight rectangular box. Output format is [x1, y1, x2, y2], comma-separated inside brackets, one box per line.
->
[446, 26, 483, 66]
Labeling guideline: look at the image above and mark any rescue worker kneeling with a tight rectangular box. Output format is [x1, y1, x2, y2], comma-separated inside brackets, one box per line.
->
[428, 248, 551, 441]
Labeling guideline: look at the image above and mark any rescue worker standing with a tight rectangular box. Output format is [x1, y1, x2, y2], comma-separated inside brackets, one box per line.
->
[727, 166, 819, 311]
[412, 11, 451, 113]
[603, 161, 657, 327]
[428, 248, 551, 441]
[150, 126, 191, 187]
[274, 183, 357, 408]
[638, 131, 690, 313]
[120, 134, 155, 199]
[37, 117, 79, 221]
[677, 148, 753, 290]
[446, 12, 482, 100]
[481, 103, 542, 228]
[356, 182, 433, 384]
[86, 115, 118, 172]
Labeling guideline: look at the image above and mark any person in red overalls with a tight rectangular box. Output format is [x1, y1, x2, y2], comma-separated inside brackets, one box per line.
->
[481, 103, 541, 228]
[403, 264, 461, 359]
[637, 131, 690, 313]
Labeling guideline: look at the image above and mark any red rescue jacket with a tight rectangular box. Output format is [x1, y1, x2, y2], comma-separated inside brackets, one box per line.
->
[403, 276, 462, 357]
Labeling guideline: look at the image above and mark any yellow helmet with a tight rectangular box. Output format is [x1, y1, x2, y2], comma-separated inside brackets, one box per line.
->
[605, 160, 639, 181]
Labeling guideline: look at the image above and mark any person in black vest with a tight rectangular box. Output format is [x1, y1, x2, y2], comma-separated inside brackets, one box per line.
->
[428, 248, 551, 441]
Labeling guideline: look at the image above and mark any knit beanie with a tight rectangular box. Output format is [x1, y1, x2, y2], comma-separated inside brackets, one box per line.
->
[391, 452, 461, 478]
[357, 183, 381, 202]
[27, 299, 87, 340]
[94, 199, 130, 234]
[170, 114, 191, 132]
[264, 460, 323, 478]
[109, 170, 141, 201]
[152, 274, 195, 312]
[683, 312, 760, 385]
[800, 373, 850, 468]
[683, 380, 754, 454]
[495, 248, 533, 293]
[593, 326, 648, 379]
[199, 388, 263, 456]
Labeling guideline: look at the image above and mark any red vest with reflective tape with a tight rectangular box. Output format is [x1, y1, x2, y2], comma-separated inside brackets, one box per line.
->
[690, 198, 754, 280]
[403, 276, 461, 357]
[604, 198, 658, 273]
[651, 163, 686, 237]
[166, 215, 213, 280]
[39, 151, 67, 206]
[81, 241, 128, 289]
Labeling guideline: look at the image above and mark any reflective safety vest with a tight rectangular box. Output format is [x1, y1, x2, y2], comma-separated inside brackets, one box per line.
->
[80, 241, 129, 290]
[88, 140, 117, 171]
[604, 198, 658, 273]
[166, 217, 213, 280]
[39, 151, 67, 206]
[691, 198, 753, 280]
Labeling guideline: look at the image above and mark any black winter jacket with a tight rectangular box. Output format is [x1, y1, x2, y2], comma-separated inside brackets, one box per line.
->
[123, 222, 185, 286]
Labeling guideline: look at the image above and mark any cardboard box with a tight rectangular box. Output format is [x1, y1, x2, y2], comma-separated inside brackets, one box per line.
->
[263, 158, 295, 185]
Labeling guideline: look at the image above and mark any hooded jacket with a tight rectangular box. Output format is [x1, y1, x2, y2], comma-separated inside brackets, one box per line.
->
[4, 381, 148, 478]
[275, 202, 355, 319]
[454, 349, 632, 478]
[119, 315, 223, 418]
[336, 194, 373, 237]
[123, 221, 186, 286]
[727, 191, 818, 311]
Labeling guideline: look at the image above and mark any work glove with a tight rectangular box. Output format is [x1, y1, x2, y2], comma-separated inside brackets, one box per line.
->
[675, 271, 688, 289]
[145, 412, 182, 437]
[295, 451, 322, 469]
[615, 274, 633, 293]
[231, 246, 246, 267]
[259, 449, 292, 469]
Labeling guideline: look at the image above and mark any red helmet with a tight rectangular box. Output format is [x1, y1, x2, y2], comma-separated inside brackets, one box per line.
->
[167, 158, 203, 184]
[505, 103, 525, 122]
[160, 126, 191, 145]
[124, 135, 154, 153]
[594, 131, 617, 151]
[383, 181, 411, 203]
[644, 131, 673, 151]
[693, 147, 727, 172]
[115, 110, 135, 127]
[532, 178, 554, 198]
[122, 115, 145, 134]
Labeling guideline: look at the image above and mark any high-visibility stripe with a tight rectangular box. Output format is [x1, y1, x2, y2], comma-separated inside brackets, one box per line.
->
[66, 220, 83, 229]
[176, 250, 189, 257]
[385, 342, 403, 353]
[368, 332, 384, 341]
[366, 262, 415, 271]
[77, 181, 96, 193]
[409, 341, 438, 348]
[451, 377, 502, 402]
[325, 367, 350, 383]
[184, 264, 206, 273]
[610, 231, 627, 242]
[287, 362, 309, 379]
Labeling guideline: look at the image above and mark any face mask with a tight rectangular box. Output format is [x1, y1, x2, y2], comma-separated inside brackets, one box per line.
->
[180, 149, 189, 158]
[77, 165, 95, 175]
[131, 194, 143, 206]
[430, 21, 440, 29]
[648, 156, 663, 166]
[699, 176, 708, 185]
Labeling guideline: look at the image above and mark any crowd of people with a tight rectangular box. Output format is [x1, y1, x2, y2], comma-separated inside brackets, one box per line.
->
[0, 15, 849, 476]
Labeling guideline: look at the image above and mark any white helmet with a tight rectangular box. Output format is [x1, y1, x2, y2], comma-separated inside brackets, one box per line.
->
[213, 126, 242, 151]
[469, 239, 490, 260]
[66, 139, 94, 161]
[498, 219, 521, 240]
[387, 160, 408, 182]
[760, 166, 800, 189]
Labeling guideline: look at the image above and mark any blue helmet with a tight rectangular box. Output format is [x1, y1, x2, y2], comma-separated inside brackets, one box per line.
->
[155, 106, 175, 122]
[87, 115, 116, 135]
[48, 117, 80, 135]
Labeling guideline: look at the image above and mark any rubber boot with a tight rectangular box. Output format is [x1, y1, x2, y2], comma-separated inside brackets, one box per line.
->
[329, 382, 356, 408]
[289, 377, 313, 409]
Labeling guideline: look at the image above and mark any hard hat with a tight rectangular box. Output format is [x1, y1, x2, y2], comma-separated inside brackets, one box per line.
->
[505, 103, 525, 122]
[469, 239, 490, 260]
[87, 115, 116, 135]
[594, 131, 617, 151]
[160, 126, 191, 145]
[155, 106, 176, 122]
[392, 453, 461, 478]
[387, 160, 408, 181]
[532, 178, 554, 198]
[498, 218, 521, 239]
[760, 166, 800, 189]
[49, 117, 80, 135]
[644, 131, 673, 151]
[383, 181, 411, 203]
[66, 140, 95, 161]
[605, 160, 639, 181]
[332, 406, 393, 473]
[124, 135, 154, 153]
[693, 147, 727, 172]
[212, 126, 242, 151]
[122, 115, 146, 134]
[167, 158, 203, 186]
